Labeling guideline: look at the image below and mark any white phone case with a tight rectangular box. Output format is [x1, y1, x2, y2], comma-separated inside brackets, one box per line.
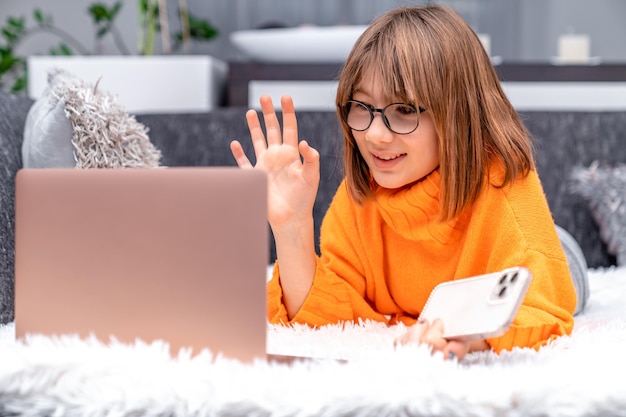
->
[419, 266, 533, 340]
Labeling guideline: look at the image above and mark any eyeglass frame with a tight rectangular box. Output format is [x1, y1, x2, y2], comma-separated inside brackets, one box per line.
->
[338, 99, 427, 135]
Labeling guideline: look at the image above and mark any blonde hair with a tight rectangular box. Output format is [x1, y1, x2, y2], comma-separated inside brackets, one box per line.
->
[335, 5, 534, 221]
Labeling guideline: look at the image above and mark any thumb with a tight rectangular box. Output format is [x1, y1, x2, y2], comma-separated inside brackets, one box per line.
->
[299, 140, 320, 185]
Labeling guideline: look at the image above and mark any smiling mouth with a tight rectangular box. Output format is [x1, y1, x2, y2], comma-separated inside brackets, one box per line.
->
[373, 153, 405, 161]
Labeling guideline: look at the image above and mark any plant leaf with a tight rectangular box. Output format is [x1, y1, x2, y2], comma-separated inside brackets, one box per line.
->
[89, 4, 112, 23]
[50, 43, 73, 56]
[188, 15, 218, 40]
[138, 0, 148, 14]
[11, 75, 26, 93]
[59, 43, 73, 55]
[0, 52, 20, 73]
[1, 29, 18, 43]
[33, 9, 45, 25]
[96, 26, 110, 38]
[8, 17, 25, 31]
[111, 1, 122, 19]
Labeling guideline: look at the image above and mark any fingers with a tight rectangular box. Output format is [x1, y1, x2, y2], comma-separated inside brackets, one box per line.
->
[395, 319, 429, 346]
[281, 95, 299, 147]
[245, 108, 268, 160]
[229, 140, 253, 169]
[259, 95, 283, 146]
[299, 141, 321, 186]
[396, 318, 471, 361]
[422, 319, 447, 352]
[246, 95, 298, 151]
[239, 95, 319, 175]
[443, 340, 471, 361]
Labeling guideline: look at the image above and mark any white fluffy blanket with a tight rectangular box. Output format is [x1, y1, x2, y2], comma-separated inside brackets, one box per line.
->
[1, 266, 626, 417]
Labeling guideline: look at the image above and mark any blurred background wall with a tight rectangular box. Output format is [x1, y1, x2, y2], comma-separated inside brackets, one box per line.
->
[1, 0, 625, 63]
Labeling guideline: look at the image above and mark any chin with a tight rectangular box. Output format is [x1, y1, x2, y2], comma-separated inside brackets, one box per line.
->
[372, 176, 411, 190]
[373, 174, 428, 190]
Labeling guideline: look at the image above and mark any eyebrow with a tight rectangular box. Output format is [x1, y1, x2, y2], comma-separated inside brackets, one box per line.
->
[350, 86, 368, 96]
[351, 83, 415, 105]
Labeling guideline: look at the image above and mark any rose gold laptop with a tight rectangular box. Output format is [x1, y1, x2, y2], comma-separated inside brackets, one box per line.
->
[14, 167, 268, 361]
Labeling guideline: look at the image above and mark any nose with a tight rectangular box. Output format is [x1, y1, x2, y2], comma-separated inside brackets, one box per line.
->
[364, 113, 393, 144]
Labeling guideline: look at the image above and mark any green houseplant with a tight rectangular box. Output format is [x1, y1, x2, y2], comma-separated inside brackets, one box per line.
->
[137, 0, 218, 55]
[0, 0, 219, 94]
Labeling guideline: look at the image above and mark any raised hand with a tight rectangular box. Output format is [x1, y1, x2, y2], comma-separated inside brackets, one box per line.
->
[230, 95, 320, 230]
[231, 95, 320, 318]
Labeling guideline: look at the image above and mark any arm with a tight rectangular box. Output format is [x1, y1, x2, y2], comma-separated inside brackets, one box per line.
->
[233, 99, 392, 324]
[479, 171, 577, 352]
[396, 170, 576, 358]
[485, 250, 576, 352]
[268, 181, 391, 325]
[230, 95, 319, 318]
[396, 249, 575, 358]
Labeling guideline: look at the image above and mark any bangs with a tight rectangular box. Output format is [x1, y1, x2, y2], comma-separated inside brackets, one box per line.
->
[350, 19, 434, 109]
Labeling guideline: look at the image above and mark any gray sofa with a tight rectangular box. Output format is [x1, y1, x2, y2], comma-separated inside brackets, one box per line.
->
[0, 91, 623, 323]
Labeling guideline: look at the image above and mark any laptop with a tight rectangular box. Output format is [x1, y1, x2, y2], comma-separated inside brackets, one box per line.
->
[14, 167, 269, 362]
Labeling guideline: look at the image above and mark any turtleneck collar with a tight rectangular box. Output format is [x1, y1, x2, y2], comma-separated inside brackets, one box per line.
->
[372, 169, 463, 244]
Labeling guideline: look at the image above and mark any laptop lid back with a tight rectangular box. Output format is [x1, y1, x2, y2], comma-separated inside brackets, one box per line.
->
[15, 167, 268, 361]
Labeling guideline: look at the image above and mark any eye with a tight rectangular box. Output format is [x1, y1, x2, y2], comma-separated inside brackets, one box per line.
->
[350, 101, 372, 114]
[392, 104, 417, 116]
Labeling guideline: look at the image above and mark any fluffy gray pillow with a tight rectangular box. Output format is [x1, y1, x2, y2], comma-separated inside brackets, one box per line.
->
[23, 68, 161, 169]
[22, 71, 75, 168]
[570, 161, 626, 266]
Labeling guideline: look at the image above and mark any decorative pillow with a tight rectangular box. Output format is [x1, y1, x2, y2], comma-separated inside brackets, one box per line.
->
[570, 161, 626, 266]
[23, 68, 161, 169]
[22, 71, 75, 168]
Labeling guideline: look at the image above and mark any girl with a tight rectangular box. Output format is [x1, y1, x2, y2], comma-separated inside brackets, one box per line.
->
[230, 5, 576, 360]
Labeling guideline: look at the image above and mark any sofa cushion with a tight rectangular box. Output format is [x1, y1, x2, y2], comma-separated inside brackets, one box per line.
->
[523, 111, 626, 267]
[0, 92, 34, 323]
[22, 68, 162, 169]
[570, 162, 626, 266]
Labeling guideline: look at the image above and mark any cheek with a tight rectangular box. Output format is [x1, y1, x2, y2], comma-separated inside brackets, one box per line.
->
[428, 139, 441, 168]
[352, 133, 369, 155]
[430, 135, 440, 160]
[419, 122, 440, 158]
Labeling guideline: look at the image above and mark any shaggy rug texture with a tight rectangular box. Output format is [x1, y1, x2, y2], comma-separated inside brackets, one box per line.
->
[1, 266, 625, 417]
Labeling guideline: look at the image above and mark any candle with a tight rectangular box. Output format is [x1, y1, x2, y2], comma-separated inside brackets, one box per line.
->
[558, 34, 590, 63]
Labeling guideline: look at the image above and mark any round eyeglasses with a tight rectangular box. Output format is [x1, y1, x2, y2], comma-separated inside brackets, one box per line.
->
[339, 99, 426, 135]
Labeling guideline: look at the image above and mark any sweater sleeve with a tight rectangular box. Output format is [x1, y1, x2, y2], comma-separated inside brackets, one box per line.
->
[267, 181, 389, 325]
[267, 261, 389, 325]
[485, 248, 576, 352]
[480, 171, 577, 352]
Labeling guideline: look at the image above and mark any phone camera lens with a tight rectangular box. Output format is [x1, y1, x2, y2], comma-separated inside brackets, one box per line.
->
[498, 286, 507, 298]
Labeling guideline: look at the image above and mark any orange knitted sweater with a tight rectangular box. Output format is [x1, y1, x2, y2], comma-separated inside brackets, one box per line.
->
[267, 168, 576, 353]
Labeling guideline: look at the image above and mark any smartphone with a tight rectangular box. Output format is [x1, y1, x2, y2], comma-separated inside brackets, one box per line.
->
[419, 266, 532, 340]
